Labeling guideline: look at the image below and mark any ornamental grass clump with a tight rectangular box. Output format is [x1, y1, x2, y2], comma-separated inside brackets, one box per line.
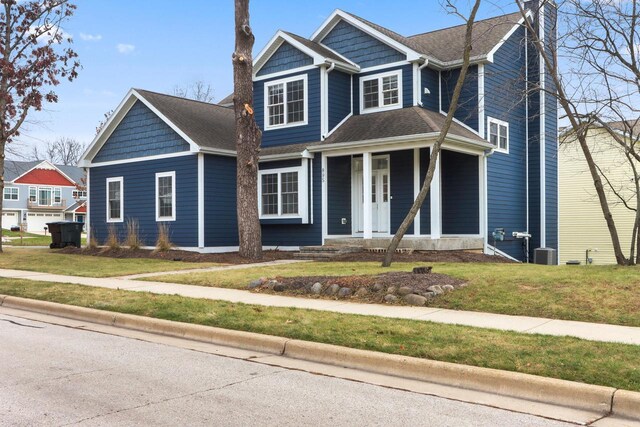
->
[105, 224, 120, 250]
[87, 226, 98, 249]
[125, 219, 143, 250]
[154, 223, 173, 252]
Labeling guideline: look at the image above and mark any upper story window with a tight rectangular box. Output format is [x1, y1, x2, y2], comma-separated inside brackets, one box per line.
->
[264, 75, 308, 130]
[29, 186, 37, 203]
[73, 190, 87, 199]
[3, 187, 18, 201]
[156, 171, 176, 221]
[360, 70, 402, 114]
[106, 177, 123, 223]
[487, 117, 509, 153]
[258, 165, 309, 222]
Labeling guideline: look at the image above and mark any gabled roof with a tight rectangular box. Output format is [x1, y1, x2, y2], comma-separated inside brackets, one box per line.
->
[65, 200, 86, 213]
[5, 160, 82, 185]
[253, 30, 360, 77]
[608, 119, 640, 136]
[81, 89, 237, 165]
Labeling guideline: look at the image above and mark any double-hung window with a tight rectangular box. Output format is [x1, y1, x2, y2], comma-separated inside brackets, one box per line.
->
[258, 165, 308, 222]
[156, 171, 176, 221]
[487, 117, 509, 153]
[360, 70, 402, 113]
[29, 186, 37, 203]
[53, 188, 62, 205]
[72, 190, 87, 199]
[3, 187, 18, 201]
[264, 75, 307, 129]
[106, 177, 123, 223]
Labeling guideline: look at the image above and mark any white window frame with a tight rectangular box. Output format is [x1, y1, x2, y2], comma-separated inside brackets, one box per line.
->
[155, 171, 176, 222]
[53, 187, 62, 205]
[487, 116, 509, 154]
[258, 165, 308, 222]
[28, 186, 37, 203]
[263, 74, 308, 131]
[38, 187, 52, 206]
[73, 190, 87, 199]
[359, 70, 403, 114]
[3, 187, 18, 201]
[106, 177, 124, 223]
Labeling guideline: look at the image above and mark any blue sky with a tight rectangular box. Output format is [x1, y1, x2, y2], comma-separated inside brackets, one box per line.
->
[14, 0, 517, 157]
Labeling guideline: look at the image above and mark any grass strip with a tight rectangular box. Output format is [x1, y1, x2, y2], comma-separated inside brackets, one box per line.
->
[1, 277, 639, 392]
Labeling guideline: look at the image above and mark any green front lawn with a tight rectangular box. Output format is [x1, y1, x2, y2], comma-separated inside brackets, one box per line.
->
[0, 249, 221, 277]
[2, 228, 86, 246]
[1, 278, 639, 392]
[152, 261, 640, 327]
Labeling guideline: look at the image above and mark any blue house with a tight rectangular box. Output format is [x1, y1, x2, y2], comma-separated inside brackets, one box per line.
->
[80, 3, 558, 262]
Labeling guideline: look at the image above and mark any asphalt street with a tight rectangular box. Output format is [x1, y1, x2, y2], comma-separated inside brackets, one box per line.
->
[0, 311, 575, 427]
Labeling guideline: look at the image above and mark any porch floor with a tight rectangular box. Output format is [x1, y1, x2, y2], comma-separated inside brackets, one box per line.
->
[325, 236, 484, 251]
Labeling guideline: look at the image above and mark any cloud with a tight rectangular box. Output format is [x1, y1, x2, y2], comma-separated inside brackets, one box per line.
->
[29, 24, 71, 44]
[79, 33, 102, 41]
[116, 43, 135, 54]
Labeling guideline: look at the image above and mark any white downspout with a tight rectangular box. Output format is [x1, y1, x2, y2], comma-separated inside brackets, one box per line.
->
[417, 59, 430, 107]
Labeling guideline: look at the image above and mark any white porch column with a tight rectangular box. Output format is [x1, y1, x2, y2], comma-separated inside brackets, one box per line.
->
[429, 147, 442, 239]
[363, 152, 373, 239]
[413, 148, 421, 236]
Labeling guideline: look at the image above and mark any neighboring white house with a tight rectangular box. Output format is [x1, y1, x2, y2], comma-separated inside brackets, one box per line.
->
[2, 160, 86, 232]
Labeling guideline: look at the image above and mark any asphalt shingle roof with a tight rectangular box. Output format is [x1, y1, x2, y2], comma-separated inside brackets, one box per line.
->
[4, 160, 85, 184]
[135, 89, 237, 152]
[283, 31, 355, 66]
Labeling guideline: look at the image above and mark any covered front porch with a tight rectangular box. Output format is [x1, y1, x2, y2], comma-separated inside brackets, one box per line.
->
[319, 144, 488, 251]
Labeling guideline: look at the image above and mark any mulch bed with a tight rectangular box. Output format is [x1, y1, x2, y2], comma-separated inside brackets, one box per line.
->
[332, 250, 513, 263]
[57, 247, 295, 264]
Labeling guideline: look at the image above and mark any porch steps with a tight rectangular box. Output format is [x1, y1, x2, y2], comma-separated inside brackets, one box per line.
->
[294, 245, 362, 260]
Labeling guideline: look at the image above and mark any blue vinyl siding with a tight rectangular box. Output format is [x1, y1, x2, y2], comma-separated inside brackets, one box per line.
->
[203, 155, 238, 247]
[90, 155, 198, 247]
[353, 64, 413, 114]
[544, 4, 559, 252]
[254, 69, 321, 147]
[441, 150, 479, 235]
[527, 36, 541, 253]
[441, 66, 479, 131]
[328, 71, 352, 131]
[321, 20, 405, 68]
[327, 156, 352, 235]
[421, 67, 440, 112]
[485, 25, 529, 260]
[93, 101, 190, 163]
[262, 156, 322, 246]
[257, 42, 313, 76]
[419, 148, 431, 235]
[389, 150, 414, 235]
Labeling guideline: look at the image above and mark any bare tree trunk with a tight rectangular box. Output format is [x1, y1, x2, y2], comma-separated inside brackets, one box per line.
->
[233, 0, 262, 260]
[382, 0, 482, 267]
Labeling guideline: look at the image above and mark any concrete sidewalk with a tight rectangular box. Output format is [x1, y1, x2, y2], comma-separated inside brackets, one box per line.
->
[2, 267, 640, 346]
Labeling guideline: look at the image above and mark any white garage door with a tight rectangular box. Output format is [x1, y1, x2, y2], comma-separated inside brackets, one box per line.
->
[2, 211, 19, 228]
[27, 212, 64, 232]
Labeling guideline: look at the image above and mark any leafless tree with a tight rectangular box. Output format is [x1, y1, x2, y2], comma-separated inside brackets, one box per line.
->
[232, 0, 262, 259]
[518, 0, 640, 265]
[383, 0, 482, 266]
[30, 137, 84, 165]
[95, 109, 113, 136]
[173, 80, 215, 103]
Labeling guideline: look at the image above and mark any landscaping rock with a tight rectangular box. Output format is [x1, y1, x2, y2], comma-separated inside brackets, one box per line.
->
[404, 294, 427, 306]
[247, 279, 262, 290]
[442, 284, 455, 292]
[326, 284, 340, 296]
[397, 286, 414, 296]
[372, 283, 385, 292]
[273, 283, 287, 292]
[387, 286, 397, 295]
[422, 291, 436, 299]
[266, 280, 278, 290]
[338, 287, 353, 298]
[355, 287, 369, 298]
[427, 285, 444, 295]
[412, 266, 433, 274]
[384, 294, 398, 303]
[311, 282, 323, 294]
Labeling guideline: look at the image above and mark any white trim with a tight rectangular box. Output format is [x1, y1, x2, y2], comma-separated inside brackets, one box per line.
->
[3, 186, 19, 201]
[197, 154, 205, 248]
[155, 171, 176, 222]
[252, 65, 317, 82]
[309, 158, 314, 225]
[259, 150, 314, 162]
[106, 177, 124, 223]
[321, 154, 328, 244]
[479, 154, 487, 249]
[412, 62, 420, 106]
[320, 65, 328, 138]
[429, 147, 441, 240]
[28, 186, 37, 204]
[258, 165, 309, 222]
[486, 13, 531, 62]
[85, 168, 90, 245]
[438, 70, 442, 112]
[359, 70, 403, 114]
[413, 148, 421, 235]
[311, 10, 423, 62]
[358, 60, 412, 74]
[486, 116, 510, 154]
[362, 152, 373, 239]
[263, 74, 309, 131]
[11, 160, 78, 186]
[478, 64, 485, 138]
[88, 151, 195, 168]
[486, 244, 521, 262]
[540, 3, 547, 248]
[325, 113, 352, 138]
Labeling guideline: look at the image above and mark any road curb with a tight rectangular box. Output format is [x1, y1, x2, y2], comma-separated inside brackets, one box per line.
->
[1, 294, 637, 422]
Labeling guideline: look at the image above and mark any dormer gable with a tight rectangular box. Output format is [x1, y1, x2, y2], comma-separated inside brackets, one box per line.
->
[13, 160, 77, 187]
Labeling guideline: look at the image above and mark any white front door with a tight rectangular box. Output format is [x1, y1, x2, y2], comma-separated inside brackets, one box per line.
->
[352, 156, 390, 234]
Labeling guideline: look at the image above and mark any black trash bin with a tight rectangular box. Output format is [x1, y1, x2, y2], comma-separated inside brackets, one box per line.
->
[47, 221, 83, 249]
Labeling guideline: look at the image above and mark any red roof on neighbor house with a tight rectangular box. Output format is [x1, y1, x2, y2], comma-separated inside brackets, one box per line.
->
[75, 204, 86, 213]
[15, 168, 75, 186]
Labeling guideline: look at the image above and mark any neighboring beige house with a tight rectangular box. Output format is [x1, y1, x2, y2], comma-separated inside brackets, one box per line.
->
[559, 122, 639, 265]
